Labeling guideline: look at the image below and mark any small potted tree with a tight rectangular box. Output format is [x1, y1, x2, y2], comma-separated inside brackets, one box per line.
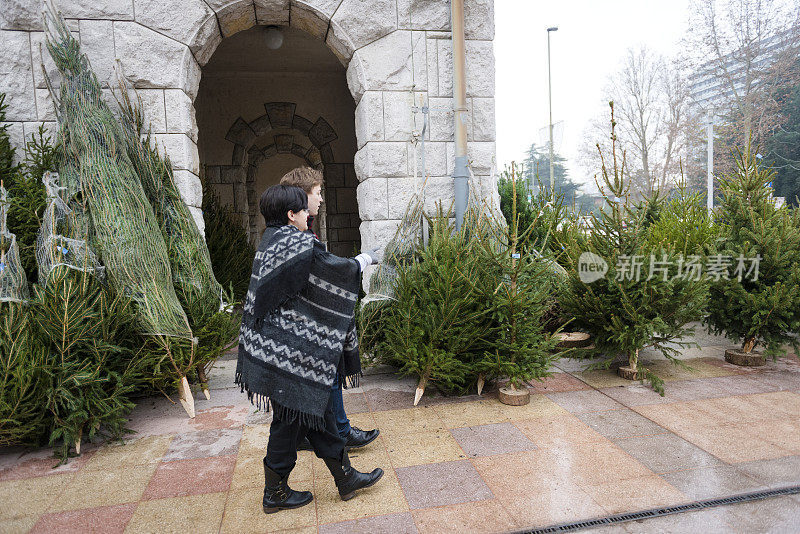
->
[706, 147, 800, 365]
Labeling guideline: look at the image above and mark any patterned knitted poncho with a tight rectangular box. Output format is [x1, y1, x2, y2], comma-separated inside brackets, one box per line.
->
[236, 224, 361, 430]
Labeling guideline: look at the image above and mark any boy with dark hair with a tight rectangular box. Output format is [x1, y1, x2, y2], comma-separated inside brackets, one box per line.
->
[238, 184, 383, 514]
[280, 167, 380, 451]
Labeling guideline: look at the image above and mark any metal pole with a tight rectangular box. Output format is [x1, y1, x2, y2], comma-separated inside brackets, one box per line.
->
[547, 27, 558, 198]
[451, 0, 469, 230]
[707, 116, 713, 213]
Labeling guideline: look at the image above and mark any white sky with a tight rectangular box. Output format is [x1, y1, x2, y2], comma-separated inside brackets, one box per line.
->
[494, 0, 693, 191]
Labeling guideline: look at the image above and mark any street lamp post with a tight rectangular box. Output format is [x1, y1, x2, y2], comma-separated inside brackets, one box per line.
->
[547, 26, 558, 198]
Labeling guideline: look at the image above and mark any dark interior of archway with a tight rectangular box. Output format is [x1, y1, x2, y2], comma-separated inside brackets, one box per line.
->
[196, 25, 361, 257]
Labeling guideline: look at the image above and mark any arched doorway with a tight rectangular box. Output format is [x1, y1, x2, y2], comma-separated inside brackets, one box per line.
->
[195, 26, 360, 256]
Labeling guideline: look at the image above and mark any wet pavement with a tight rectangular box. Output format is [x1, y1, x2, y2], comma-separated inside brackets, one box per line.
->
[1, 325, 799, 533]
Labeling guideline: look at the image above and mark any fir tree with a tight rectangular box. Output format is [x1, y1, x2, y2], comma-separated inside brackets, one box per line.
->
[376, 209, 496, 403]
[705, 147, 800, 357]
[476, 167, 560, 390]
[201, 179, 255, 300]
[0, 94, 18, 184]
[0, 302, 49, 447]
[560, 103, 709, 394]
[646, 180, 718, 257]
[6, 127, 54, 283]
[32, 266, 155, 460]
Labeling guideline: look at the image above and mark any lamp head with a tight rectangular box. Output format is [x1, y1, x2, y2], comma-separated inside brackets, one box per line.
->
[264, 26, 284, 50]
[547, 26, 559, 32]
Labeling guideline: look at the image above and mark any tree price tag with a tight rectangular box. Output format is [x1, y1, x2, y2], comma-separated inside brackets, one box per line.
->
[511, 253, 521, 259]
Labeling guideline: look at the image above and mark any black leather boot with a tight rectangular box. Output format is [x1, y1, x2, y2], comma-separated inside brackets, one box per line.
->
[344, 427, 380, 450]
[323, 453, 384, 501]
[262, 464, 313, 514]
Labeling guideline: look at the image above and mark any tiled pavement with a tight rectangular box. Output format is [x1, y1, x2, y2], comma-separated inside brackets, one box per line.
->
[1, 333, 799, 533]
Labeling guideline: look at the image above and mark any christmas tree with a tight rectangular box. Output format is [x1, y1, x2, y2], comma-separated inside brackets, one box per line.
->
[376, 208, 496, 404]
[476, 166, 560, 396]
[705, 146, 800, 359]
[6, 127, 55, 284]
[560, 103, 709, 394]
[201, 181, 254, 300]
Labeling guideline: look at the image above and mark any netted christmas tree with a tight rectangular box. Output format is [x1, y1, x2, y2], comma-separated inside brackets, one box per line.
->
[0, 182, 48, 447]
[33, 267, 155, 461]
[705, 146, 800, 360]
[43, 6, 201, 414]
[559, 103, 709, 394]
[35, 172, 104, 284]
[1, 185, 29, 303]
[30, 172, 154, 459]
[115, 83, 237, 396]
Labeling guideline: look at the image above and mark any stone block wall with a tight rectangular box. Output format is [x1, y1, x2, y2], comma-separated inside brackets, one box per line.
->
[0, 0, 498, 249]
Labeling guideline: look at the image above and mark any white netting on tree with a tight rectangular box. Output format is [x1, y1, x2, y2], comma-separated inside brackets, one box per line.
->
[362, 186, 425, 306]
[43, 7, 191, 340]
[115, 83, 225, 322]
[35, 172, 104, 285]
[0, 185, 29, 303]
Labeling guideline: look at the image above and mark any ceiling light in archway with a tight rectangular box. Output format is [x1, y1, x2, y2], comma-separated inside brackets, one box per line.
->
[264, 26, 284, 50]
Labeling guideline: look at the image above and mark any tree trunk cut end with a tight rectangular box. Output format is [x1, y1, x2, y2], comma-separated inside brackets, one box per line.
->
[413, 387, 425, 406]
[178, 376, 196, 418]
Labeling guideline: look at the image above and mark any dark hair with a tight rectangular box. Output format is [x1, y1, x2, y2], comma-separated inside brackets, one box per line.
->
[260, 184, 308, 225]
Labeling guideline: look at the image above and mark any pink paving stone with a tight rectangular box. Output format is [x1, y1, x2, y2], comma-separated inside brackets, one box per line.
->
[161, 428, 242, 461]
[142, 455, 236, 500]
[0, 448, 95, 482]
[450, 423, 537, 458]
[187, 405, 248, 432]
[29, 502, 137, 534]
[395, 460, 493, 509]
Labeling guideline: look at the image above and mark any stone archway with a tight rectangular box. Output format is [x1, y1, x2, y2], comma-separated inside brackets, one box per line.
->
[204, 102, 358, 250]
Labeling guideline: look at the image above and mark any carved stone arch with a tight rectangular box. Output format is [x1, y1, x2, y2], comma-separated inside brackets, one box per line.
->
[213, 102, 341, 243]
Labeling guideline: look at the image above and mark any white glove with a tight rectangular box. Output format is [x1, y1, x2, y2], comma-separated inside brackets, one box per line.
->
[354, 248, 383, 271]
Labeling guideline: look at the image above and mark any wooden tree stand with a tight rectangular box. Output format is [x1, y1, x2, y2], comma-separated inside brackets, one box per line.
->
[617, 366, 641, 380]
[498, 385, 530, 406]
[725, 348, 765, 367]
[555, 332, 592, 349]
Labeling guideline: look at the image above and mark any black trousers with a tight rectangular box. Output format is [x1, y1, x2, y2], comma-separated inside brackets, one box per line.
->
[264, 389, 346, 478]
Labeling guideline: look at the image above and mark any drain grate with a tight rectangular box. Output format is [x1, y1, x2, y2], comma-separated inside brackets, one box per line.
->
[514, 485, 800, 533]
